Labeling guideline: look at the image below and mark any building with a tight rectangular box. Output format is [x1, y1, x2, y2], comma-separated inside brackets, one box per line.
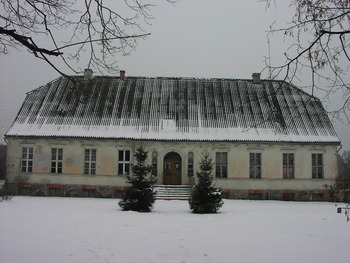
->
[5, 71, 341, 200]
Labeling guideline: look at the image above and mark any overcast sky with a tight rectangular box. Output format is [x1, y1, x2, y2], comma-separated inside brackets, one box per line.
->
[0, 0, 349, 150]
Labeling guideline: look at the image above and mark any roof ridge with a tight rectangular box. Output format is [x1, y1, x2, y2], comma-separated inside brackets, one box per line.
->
[64, 75, 287, 82]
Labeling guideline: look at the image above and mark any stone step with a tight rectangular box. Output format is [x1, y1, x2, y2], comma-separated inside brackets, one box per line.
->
[154, 185, 192, 200]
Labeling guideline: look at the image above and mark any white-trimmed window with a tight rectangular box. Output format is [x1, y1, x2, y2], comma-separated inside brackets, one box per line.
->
[84, 149, 96, 175]
[118, 150, 131, 175]
[152, 151, 158, 176]
[249, 153, 261, 179]
[312, 153, 323, 179]
[188, 152, 194, 177]
[21, 147, 33, 173]
[215, 152, 228, 178]
[283, 153, 294, 179]
[51, 148, 63, 174]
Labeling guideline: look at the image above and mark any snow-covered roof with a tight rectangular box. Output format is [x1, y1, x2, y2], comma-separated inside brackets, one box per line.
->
[5, 76, 340, 143]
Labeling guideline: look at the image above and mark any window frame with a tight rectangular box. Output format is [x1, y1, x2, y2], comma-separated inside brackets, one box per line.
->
[21, 147, 33, 173]
[118, 149, 131, 175]
[188, 152, 194, 177]
[48, 187, 63, 197]
[312, 153, 323, 179]
[84, 148, 97, 175]
[51, 148, 63, 174]
[215, 152, 228, 178]
[249, 152, 261, 179]
[283, 153, 294, 179]
[152, 151, 158, 176]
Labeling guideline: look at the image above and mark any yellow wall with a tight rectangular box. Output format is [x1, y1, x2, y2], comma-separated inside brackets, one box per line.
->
[6, 137, 338, 190]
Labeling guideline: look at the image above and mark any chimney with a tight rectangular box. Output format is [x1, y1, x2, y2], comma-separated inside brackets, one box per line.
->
[84, 68, 93, 80]
[252, 73, 261, 84]
[120, 70, 126, 80]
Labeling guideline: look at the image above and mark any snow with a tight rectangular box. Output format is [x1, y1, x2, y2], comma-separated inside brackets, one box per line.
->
[0, 197, 349, 263]
[6, 123, 340, 143]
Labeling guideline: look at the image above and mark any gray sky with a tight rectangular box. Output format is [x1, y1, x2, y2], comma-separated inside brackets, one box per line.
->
[0, 0, 349, 150]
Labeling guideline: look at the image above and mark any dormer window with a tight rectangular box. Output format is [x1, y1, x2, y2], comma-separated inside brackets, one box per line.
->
[161, 119, 176, 131]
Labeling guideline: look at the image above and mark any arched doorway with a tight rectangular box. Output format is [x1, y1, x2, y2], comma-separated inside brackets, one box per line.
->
[163, 152, 182, 185]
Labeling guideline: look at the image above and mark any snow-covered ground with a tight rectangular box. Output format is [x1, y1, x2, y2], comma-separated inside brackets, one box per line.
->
[0, 197, 349, 263]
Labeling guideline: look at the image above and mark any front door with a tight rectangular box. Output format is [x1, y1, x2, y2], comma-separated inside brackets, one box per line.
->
[163, 152, 182, 185]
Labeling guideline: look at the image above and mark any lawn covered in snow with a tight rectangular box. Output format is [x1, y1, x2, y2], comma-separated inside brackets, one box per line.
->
[0, 197, 349, 263]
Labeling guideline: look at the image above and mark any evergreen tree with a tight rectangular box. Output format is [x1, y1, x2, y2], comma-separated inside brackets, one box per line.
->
[119, 146, 156, 212]
[189, 154, 223, 213]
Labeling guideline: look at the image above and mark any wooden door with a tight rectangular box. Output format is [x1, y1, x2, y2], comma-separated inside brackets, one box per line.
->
[163, 152, 182, 185]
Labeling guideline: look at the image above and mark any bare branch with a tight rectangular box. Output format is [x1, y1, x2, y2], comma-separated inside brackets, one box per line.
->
[0, 0, 172, 75]
[0, 27, 62, 56]
[265, 0, 350, 123]
[320, 30, 350, 35]
[53, 33, 151, 52]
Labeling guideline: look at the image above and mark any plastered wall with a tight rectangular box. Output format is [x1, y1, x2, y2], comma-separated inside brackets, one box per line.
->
[6, 137, 338, 195]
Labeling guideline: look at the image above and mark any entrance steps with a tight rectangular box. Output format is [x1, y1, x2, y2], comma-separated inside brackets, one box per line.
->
[154, 185, 192, 200]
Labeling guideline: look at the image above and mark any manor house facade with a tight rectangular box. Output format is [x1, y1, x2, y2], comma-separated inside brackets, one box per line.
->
[5, 71, 340, 200]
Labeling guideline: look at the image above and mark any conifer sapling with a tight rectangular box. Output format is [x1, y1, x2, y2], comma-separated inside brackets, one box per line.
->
[119, 146, 156, 212]
[189, 154, 223, 213]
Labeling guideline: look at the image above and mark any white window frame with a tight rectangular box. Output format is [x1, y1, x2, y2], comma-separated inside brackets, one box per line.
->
[84, 149, 96, 175]
[215, 152, 228, 178]
[249, 152, 261, 179]
[312, 153, 323, 179]
[51, 148, 63, 174]
[152, 151, 158, 176]
[188, 152, 194, 177]
[21, 147, 33, 173]
[118, 150, 131, 175]
[283, 153, 294, 179]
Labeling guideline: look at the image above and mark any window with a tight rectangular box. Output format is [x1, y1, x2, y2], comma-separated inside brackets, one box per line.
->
[19, 186, 33, 195]
[249, 192, 263, 200]
[249, 153, 261, 178]
[84, 149, 96, 175]
[118, 150, 130, 175]
[51, 148, 63, 173]
[161, 119, 176, 131]
[283, 153, 294, 179]
[312, 193, 324, 201]
[188, 152, 194, 177]
[48, 188, 62, 197]
[152, 151, 158, 176]
[215, 152, 227, 178]
[312, 153, 323, 178]
[82, 189, 97, 198]
[21, 147, 33, 172]
[282, 193, 296, 201]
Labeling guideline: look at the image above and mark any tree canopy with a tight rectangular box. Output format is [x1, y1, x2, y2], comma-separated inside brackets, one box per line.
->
[265, 0, 349, 123]
[0, 0, 173, 76]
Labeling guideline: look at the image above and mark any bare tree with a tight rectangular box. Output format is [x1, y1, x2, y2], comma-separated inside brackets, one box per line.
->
[264, 0, 349, 123]
[0, 0, 173, 76]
